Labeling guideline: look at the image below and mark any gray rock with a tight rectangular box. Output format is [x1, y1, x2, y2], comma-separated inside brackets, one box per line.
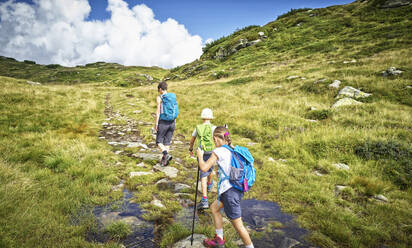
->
[175, 183, 191, 192]
[153, 164, 179, 178]
[155, 178, 173, 189]
[314, 78, 327, 84]
[406, 85, 412, 89]
[268, 157, 275, 162]
[314, 170, 324, 176]
[133, 110, 142, 114]
[98, 136, 105, 140]
[329, 80, 342, 89]
[172, 234, 208, 248]
[247, 39, 262, 46]
[380, 0, 411, 8]
[287, 75, 300, 80]
[132, 153, 162, 161]
[336, 86, 371, 99]
[136, 162, 145, 167]
[382, 67, 404, 76]
[374, 194, 388, 202]
[98, 212, 146, 227]
[129, 171, 153, 178]
[332, 97, 363, 108]
[333, 163, 350, 170]
[114, 150, 123, 155]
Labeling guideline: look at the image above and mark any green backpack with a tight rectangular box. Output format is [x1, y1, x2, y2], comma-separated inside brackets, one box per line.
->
[196, 123, 215, 152]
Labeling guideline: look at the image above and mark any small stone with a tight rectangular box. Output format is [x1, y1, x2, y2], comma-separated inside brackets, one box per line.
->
[174, 183, 191, 192]
[114, 150, 123, 155]
[129, 171, 153, 177]
[268, 157, 275, 162]
[332, 97, 363, 108]
[248, 142, 258, 146]
[314, 170, 324, 176]
[335, 185, 347, 194]
[336, 86, 371, 99]
[333, 163, 350, 170]
[307, 119, 318, 123]
[172, 234, 208, 248]
[406, 85, 412, 89]
[374, 194, 388, 202]
[287, 75, 300, 80]
[136, 162, 145, 167]
[329, 80, 342, 89]
[280, 237, 300, 248]
[173, 140, 183, 145]
[98, 136, 105, 140]
[133, 110, 142, 114]
[151, 199, 165, 208]
[102, 122, 109, 126]
[115, 162, 122, 166]
[27, 80, 41, 85]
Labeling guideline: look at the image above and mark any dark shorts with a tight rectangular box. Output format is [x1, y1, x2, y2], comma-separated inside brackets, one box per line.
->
[156, 119, 175, 145]
[198, 152, 213, 178]
[219, 187, 244, 220]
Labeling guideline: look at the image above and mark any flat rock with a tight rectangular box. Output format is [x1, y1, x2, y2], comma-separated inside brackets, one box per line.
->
[175, 183, 191, 192]
[333, 163, 350, 170]
[155, 178, 173, 189]
[98, 212, 146, 227]
[153, 164, 179, 178]
[129, 171, 153, 178]
[336, 86, 371, 99]
[136, 162, 145, 167]
[172, 234, 208, 248]
[332, 97, 363, 108]
[132, 153, 162, 161]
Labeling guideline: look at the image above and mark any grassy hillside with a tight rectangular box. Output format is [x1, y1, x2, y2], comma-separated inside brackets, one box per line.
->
[0, 56, 169, 87]
[1, 0, 411, 247]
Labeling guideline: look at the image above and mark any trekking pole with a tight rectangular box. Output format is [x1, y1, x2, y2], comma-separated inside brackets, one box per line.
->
[191, 146, 202, 245]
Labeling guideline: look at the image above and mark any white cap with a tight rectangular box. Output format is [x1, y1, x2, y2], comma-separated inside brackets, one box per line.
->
[201, 108, 213, 119]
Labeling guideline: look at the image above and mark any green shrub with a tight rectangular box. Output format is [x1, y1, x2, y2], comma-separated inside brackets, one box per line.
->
[355, 140, 412, 189]
[105, 221, 131, 240]
[305, 109, 332, 120]
[23, 60, 36, 64]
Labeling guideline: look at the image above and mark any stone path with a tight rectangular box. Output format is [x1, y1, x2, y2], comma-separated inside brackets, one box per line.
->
[94, 94, 313, 248]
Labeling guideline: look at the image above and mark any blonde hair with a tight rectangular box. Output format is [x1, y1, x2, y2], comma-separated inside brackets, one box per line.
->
[213, 126, 233, 147]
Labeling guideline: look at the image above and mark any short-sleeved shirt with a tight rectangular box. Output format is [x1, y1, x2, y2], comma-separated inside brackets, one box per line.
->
[213, 146, 233, 195]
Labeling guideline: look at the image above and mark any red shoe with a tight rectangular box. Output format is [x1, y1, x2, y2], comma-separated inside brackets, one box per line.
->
[203, 235, 225, 248]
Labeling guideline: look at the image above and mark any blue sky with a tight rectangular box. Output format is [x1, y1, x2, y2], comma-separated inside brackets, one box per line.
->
[13, 0, 354, 40]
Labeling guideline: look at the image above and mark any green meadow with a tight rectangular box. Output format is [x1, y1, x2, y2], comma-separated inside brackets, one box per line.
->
[1, 0, 411, 247]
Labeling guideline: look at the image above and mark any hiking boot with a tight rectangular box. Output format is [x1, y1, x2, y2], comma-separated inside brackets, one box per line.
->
[164, 154, 173, 166]
[203, 235, 225, 248]
[207, 180, 214, 192]
[197, 198, 209, 210]
[160, 154, 166, 166]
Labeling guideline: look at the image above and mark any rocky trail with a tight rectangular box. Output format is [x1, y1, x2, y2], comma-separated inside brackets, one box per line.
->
[89, 94, 315, 248]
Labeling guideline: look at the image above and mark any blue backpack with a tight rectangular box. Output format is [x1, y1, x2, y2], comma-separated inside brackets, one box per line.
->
[160, 93, 179, 121]
[218, 145, 256, 193]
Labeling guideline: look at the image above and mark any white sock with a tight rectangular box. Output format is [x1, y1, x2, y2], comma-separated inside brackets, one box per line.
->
[245, 244, 254, 248]
[215, 228, 223, 239]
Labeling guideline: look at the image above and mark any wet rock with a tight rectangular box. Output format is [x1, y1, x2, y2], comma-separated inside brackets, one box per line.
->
[98, 212, 146, 227]
[329, 80, 341, 89]
[151, 199, 165, 208]
[336, 86, 371, 99]
[129, 171, 153, 178]
[172, 234, 208, 248]
[332, 97, 363, 108]
[153, 164, 179, 178]
[280, 237, 300, 248]
[374, 194, 388, 202]
[132, 153, 162, 161]
[175, 183, 191, 192]
[333, 163, 349, 170]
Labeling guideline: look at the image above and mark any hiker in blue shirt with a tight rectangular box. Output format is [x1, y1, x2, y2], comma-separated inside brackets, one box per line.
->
[155, 82, 179, 166]
[197, 126, 254, 248]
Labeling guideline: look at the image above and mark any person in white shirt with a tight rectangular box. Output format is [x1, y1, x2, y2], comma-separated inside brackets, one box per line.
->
[197, 126, 254, 248]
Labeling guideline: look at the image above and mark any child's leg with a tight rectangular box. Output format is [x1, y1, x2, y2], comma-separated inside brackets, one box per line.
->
[210, 200, 224, 229]
[201, 176, 208, 198]
[207, 173, 213, 185]
[231, 217, 252, 246]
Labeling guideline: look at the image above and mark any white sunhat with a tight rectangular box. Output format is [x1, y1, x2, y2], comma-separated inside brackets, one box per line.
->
[201, 108, 213, 119]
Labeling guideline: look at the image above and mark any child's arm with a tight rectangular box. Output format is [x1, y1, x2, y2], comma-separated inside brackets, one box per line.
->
[189, 136, 196, 156]
[154, 96, 161, 131]
[197, 148, 218, 172]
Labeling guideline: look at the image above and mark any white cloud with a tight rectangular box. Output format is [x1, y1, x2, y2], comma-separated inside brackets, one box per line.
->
[0, 0, 203, 68]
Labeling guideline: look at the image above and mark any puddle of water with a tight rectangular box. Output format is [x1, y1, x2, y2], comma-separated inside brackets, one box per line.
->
[88, 189, 159, 248]
[241, 199, 312, 248]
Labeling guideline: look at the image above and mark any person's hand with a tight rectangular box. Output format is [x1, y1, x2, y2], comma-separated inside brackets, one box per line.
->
[197, 147, 204, 159]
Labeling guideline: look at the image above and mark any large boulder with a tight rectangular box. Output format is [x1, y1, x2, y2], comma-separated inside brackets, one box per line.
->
[336, 86, 371, 99]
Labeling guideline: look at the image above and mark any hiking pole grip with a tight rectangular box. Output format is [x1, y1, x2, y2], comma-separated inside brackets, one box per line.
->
[191, 161, 201, 245]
